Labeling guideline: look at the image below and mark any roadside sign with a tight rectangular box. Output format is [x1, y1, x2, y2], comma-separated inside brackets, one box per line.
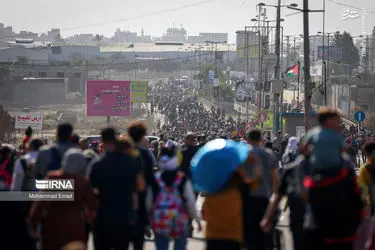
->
[354, 111, 365, 123]
[15, 112, 43, 130]
[258, 112, 267, 123]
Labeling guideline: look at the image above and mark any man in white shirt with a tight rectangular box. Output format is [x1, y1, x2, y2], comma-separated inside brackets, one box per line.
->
[11, 139, 43, 191]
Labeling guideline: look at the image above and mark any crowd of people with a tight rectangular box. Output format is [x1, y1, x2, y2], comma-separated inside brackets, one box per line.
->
[0, 80, 375, 250]
[149, 81, 249, 142]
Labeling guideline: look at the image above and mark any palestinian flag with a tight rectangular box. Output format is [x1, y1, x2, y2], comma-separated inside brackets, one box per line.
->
[285, 63, 299, 77]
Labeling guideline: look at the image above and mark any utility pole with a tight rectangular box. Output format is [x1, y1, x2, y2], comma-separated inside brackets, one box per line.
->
[286, 36, 291, 67]
[273, 0, 281, 134]
[246, 27, 249, 77]
[322, 0, 326, 105]
[303, 0, 312, 131]
[324, 32, 331, 106]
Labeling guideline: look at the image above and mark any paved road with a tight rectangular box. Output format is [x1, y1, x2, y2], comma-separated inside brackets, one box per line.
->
[87, 196, 294, 250]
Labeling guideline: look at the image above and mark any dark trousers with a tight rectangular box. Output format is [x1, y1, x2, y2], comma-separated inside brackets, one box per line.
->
[243, 196, 272, 250]
[206, 239, 241, 250]
[130, 222, 145, 250]
[291, 227, 305, 250]
[93, 221, 132, 250]
[304, 229, 353, 250]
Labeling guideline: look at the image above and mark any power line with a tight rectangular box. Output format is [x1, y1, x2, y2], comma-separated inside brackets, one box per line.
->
[59, 0, 217, 32]
[327, 0, 375, 14]
[0, 0, 218, 40]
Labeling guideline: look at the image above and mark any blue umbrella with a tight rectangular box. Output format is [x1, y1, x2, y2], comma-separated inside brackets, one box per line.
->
[191, 139, 252, 194]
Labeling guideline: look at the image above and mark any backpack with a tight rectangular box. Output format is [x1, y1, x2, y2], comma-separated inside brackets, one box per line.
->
[39, 146, 63, 179]
[20, 157, 36, 191]
[303, 158, 363, 245]
[151, 171, 188, 238]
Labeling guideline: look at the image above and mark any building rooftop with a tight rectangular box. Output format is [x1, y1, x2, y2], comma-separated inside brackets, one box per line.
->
[100, 43, 236, 53]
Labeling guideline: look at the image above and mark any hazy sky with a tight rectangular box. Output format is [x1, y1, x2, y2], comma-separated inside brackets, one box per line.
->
[1, 0, 374, 42]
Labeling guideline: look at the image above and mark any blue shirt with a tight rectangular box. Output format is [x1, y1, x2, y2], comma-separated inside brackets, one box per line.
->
[245, 146, 278, 198]
[304, 127, 345, 170]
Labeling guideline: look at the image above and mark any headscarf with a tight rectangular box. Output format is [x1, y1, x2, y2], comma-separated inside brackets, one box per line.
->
[286, 136, 299, 154]
[282, 136, 299, 165]
[158, 146, 178, 171]
[62, 148, 87, 176]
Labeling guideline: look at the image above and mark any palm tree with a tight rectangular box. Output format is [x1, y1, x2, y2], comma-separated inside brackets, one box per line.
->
[93, 34, 104, 45]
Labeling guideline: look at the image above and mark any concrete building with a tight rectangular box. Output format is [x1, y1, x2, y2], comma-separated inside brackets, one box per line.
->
[66, 34, 95, 44]
[0, 78, 67, 105]
[39, 28, 61, 42]
[187, 33, 228, 44]
[0, 47, 49, 64]
[199, 33, 228, 43]
[187, 36, 203, 44]
[2, 64, 88, 94]
[235, 30, 260, 74]
[112, 29, 138, 43]
[161, 28, 187, 42]
[49, 45, 101, 61]
[100, 43, 236, 64]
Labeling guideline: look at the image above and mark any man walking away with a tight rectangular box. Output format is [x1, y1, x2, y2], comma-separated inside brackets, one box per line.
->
[180, 132, 198, 180]
[90, 127, 145, 250]
[127, 121, 155, 247]
[35, 123, 73, 179]
[180, 132, 199, 237]
[244, 129, 279, 250]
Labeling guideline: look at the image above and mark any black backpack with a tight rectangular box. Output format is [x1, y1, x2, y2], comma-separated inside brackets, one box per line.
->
[19, 157, 36, 191]
[302, 158, 363, 244]
[37, 146, 63, 179]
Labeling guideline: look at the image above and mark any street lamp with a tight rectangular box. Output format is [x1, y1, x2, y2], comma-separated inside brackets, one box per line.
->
[258, 2, 298, 8]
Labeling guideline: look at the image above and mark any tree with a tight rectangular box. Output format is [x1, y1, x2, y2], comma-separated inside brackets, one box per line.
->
[93, 34, 104, 45]
[331, 32, 360, 75]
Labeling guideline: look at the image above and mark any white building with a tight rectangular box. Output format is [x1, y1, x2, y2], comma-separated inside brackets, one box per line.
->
[199, 33, 228, 43]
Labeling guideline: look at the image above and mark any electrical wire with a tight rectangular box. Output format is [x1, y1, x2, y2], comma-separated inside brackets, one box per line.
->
[0, 0, 218, 40]
[46, 0, 218, 32]
[327, 0, 375, 14]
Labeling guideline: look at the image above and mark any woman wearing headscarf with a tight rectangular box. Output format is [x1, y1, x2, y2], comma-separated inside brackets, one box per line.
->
[29, 146, 98, 250]
[282, 136, 300, 167]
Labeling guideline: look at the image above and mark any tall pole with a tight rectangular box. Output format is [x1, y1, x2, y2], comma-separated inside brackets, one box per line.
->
[322, 0, 326, 106]
[246, 27, 249, 77]
[245, 27, 250, 122]
[273, 0, 281, 134]
[274, 0, 281, 79]
[325, 33, 330, 106]
[303, 0, 312, 131]
[258, 5, 262, 112]
[297, 60, 301, 107]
